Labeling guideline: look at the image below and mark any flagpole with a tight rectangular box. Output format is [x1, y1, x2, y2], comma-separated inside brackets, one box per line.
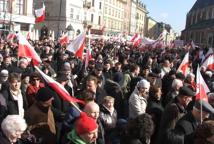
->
[198, 65, 202, 124]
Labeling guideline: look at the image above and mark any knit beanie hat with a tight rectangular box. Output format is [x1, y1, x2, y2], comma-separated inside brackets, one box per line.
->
[75, 112, 98, 135]
[36, 87, 55, 102]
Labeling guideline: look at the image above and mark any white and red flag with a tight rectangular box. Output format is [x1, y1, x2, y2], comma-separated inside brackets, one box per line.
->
[85, 46, 92, 69]
[35, 3, 45, 23]
[59, 34, 69, 46]
[201, 54, 214, 71]
[177, 52, 189, 77]
[34, 66, 85, 105]
[133, 36, 142, 48]
[130, 33, 138, 42]
[195, 65, 210, 101]
[7, 33, 16, 41]
[67, 33, 86, 59]
[17, 34, 41, 66]
[26, 32, 31, 40]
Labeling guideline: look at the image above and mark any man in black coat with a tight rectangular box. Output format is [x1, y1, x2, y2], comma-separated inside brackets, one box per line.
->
[175, 100, 214, 144]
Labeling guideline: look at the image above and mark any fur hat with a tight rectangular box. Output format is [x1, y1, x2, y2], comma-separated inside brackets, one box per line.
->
[75, 112, 98, 135]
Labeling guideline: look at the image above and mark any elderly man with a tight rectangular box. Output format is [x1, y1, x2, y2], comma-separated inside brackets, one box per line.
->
[84, 101, 105, 144]
[129, 79, 150, 119]
[175, 100, 214, 144]
[66, 112, 98, 144]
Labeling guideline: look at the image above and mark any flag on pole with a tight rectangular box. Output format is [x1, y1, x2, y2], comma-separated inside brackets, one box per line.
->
[59, 34, 69, 46]
[17, 34, 42, 66]
[177, 52, 189, 76]
[34, 66, 85, 105]
[130, 33, 138, 42]
[133, 36, 142, 48]
[7, 33, 16, 41]
[85, 46, 92, 69]
[35, 3, 45, 23]
[201, 54, 214, 71]
[195, 65, 210, 101]
[67, 33, 86, 59]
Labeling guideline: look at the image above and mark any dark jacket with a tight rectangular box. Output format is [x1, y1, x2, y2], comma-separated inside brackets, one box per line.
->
[1, 89, 28, 115]
[25, 102, 56, 144]
[174, 112, 198, 144]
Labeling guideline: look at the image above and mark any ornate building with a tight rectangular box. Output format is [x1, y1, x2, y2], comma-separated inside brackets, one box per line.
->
[182, 0, 214, 47]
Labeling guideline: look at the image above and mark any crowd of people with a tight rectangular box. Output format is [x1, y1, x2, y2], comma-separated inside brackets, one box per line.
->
[0, 33, 213, 144]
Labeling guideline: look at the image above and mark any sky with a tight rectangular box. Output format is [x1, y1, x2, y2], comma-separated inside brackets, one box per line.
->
[141, 0, 197, 33]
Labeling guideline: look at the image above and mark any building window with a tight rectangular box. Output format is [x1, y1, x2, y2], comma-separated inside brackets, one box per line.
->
[70, 8, 74, 19]
[16, 0, 24, 14]
[91, 14, 94, 22]
[0, 0, 9, 12]
[92, 0, 95, 7]
[98, 16, 101, 25]
[99, 2, 102, 9]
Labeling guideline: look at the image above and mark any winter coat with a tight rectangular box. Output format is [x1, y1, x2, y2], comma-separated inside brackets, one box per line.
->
[129, 87, 147, 119]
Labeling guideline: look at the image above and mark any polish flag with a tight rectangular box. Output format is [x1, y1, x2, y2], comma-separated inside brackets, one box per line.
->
[17, 34, 42, 66]
[34, 66, 85, 105]
[133, 36, 142, 48]
[7, 33, 16, 41]
[202, 48, 214, 62]
[195, 66, 210, 101]
[67, 33, 86, 59]
[59, 34, 69, 46]
[26, 32, 31, 40]
[177, 52, 189, 77]
[130, 33, 138, 42]
[201, 54, 214, 71]
[35, 3, 45, 23]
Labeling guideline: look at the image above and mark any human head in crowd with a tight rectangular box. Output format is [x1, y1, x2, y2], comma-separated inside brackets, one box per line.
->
[88, 60, 95, 71]
[127, 113, 154, 143]
[192, 100, 214, 122]
[81, 90, 95, 103]
[0, 69, 9, 82]
[103, 60, 111, 72]
[96, 54, 103, 63]
[147, 72, 158, 86]
[114, 62, 122, 72]
[130, 64, 140, 77]
[141, 65, 150, 78]
[3, 56, 12, 67]
[0, 53, 4, 63]
[102, 96, 115, 112]
[83, 101, 100, 121]
[30, 72, 41, 86]
[194, 120, 214, 144]
[136, 79, 150, 99]
[86, 75, 98, 94]
[177, 86, 195, 107]
[8, 73, 21, 92]
[176, 72, 186, 82]
[19, 58, 29, 69]
[73, 112, 98, 143]
[94, 63, 103, 77]
[56, 74, 69, 86]
[36, 87, 55, 107]
[149, 86, 162, 101]
[172, 79, 184, 91]
[186, 73, 195, 84]
[1, 115, 27, 143]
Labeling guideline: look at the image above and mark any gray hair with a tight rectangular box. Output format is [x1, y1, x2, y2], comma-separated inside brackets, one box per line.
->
[172, 79, 183, 89]
[1, 115, 27, 136]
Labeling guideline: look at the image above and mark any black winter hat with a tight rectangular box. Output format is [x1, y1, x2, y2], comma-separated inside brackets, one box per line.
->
[36, 87, 55, 102]
[179, 86, 195, 97]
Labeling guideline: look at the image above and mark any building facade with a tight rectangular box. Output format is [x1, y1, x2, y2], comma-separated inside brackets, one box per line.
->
[145, 17, 158, 39]
[103, 0, 126, 35]
[136, 1, 148, 36]
[129, 0, 137, 34]
[0, 0, 35, 34]
[182, 0, 214, 47]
